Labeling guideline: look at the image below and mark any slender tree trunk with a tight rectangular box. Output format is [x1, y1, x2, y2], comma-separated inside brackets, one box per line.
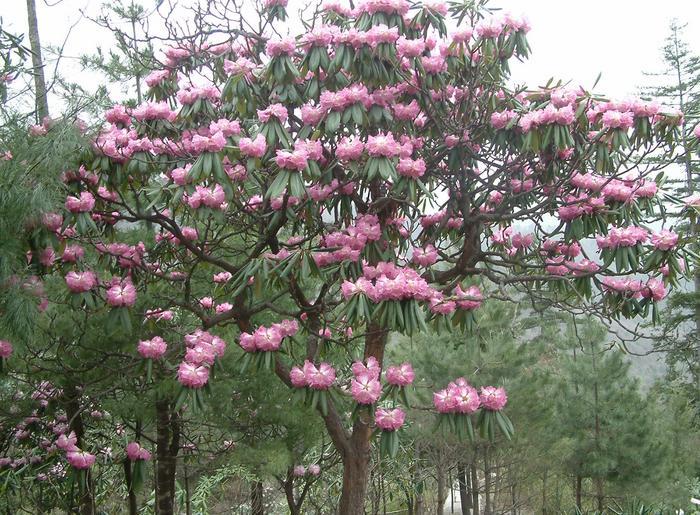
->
[437, 463, 446, 515]
[483, 448, 491, 515]
[470, 462, 479, 515]
[155, 399, 179, 515]
[64, 385, 94, 515]
[575, 476, 582, 512]
[458, 463, 471, 515]
[25, 0, 49, 121]
[338, 324, 387, 515]
[123, 459, 138, 515]
[283, 475, 301, 515]
[251, 481, 264, 515]
[414, 442, 425, 515]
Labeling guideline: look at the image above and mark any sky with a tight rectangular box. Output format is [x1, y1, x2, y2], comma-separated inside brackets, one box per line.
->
[4, 0, 700, 105]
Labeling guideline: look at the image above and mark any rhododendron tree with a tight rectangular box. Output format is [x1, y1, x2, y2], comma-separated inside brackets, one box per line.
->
[19, 0, 695, 511]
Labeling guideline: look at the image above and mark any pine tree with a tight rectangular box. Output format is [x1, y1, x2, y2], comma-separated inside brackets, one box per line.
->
[642, 20, 700, 400]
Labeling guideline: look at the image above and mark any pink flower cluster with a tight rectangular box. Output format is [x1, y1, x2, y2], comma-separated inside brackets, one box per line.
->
[479, 386, 508, 411]
[176, 85, 220, 105]
[385, 362, 414, 387]
[177, 329, 227, 388]
[290, 361, 336, 390]
[132, 101, 178, 122]
[366, 132, 402, 158]
[433, 377, 481, 414]
[314, 214, 381, 266]
[375, 407, 406, 431]
[105, 278, 137, 307]
[239, 134, 267, 158]
[65, 192, 95, 213]
[341, 261, 435, 303]
[596, 226, 648, 249]
[0, 340, 12, 359]
[257, 103, 288, 123]
[184, 184, 227, 210]
[650, 230, 679, 251]
[411, 245, 438, 266]
[397, 157, 426, 178]
[265, 38, 296, 57]
[238, 319, 299, 353]
[137, 336, 168, 359]
[125, 442, 151, 461]
[601, 277, 666, 301]
[57, 432, 95, 470]
[350, 357, 382, 404]
[65, 271, 98, 293]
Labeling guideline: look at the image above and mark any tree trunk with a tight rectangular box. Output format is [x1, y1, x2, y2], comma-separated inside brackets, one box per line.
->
[594, 477, 604, 513]
[437, 464, 445, 515]
[574, 476, 582, 512]
[339, 451, 371, 515]
[283, 474, 301, 515]
[458, 463, 471, 515]
[251, 481, 264, 515]
[64, 385, 94, 515]
[25, 0, 49, 121]
[483, 448, 491, 515]
[123, 459, 138, 515]
[338, 323, 387, 515]
[155, 399, 179, 515]
[470, 462, 479, 515]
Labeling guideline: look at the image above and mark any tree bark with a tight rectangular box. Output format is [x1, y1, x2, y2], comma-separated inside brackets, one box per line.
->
[64, 385, 94, 515]
[25, 0, 49, 121]
[338, 323, 388, 515]
[484, 447, 491, 515]
[155, 399, 179, 515]
[470, 462, 479, 515]
[458, 463, 471, 515]
[575, 476, 582, 512]
[251, 481, 264, 515]
[436, 464, 445, 515]
[123, 459, 138, 515]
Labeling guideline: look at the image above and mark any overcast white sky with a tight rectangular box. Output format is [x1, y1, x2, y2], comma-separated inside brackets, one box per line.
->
[3, 0, 700, 104]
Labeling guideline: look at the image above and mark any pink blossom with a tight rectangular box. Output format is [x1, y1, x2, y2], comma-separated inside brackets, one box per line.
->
[511, 232, 534, 249]
[177, 362, 210, 388]
[596, 226, 648, 249]
[275, 149, 309, 171]
[490, 110, 517, 130]
[642, 278, 666, 302]
[0, 340, 12, 359]
[257, 103, 288, 123]
[308, 464, 321, 475]
[138, 336, 168, 359]
[66, 450, 95, 470]
[351, 374, 382, 404]
[293, 465, 306, 477]
[411, 245, 438, 266]
[396, 36, 426, 58]
[366, 132, 402, 158]
[266, 38, 296, 57]
[213, 272, 232, 283]
[453, 285, 483, 310]
[62, 245, 85, 263]
[125, 442, 151, 461]
[352, 356, 381, 380]
[105, 279, 137, 307]
[479, 386, 507, 411]
[239, 134, 267, 158]
[65, 271, 98, 293]
[290, 366, 307, 387]
[336, 137, 365, 161]
[65, 192, 95, 213]
[397, 158, 426, 178]
[303, 360, 336, 390]
[650, 230, 679, 251]
[385, 362, 414, 387]
[375, 407, 405, 431]
[181, 226, 199, 241]
[56, 432, 78, 452]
